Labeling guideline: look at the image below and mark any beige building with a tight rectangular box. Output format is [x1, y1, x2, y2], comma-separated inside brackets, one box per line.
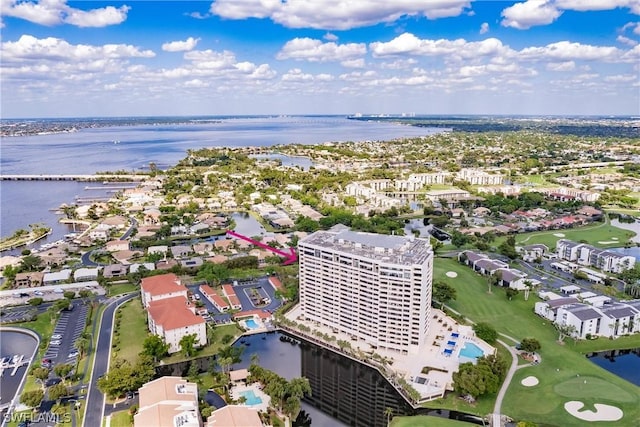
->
[299, 227, 433, 355]
[206, 406, 263, 427]
[134, 376, 201, 427]
[147, 296, 207, 354]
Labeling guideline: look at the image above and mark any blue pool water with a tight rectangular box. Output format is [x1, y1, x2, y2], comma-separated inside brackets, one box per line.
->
[245, 319, 259, 329]
[240, 390, 263, 406]
[459, 342, 484, 361]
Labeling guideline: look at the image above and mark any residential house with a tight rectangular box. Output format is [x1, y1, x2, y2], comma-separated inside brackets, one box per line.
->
[143, 208, 162, 226]
[103, 264, 128, 278]
[193, 242, 214, 256]
[13, 272, 44, 288]
[496, 268, 529, 290]
[518, 244, 548, 262]
[171, 245, 192, 259]
[148, 245, 169, 257]
[534, 297, 580, 321]
[43, 269, 72, 285]
[89, 223, 111, 241]
[180, 258, 204, 269]
[222, 284, 242, 310]
[74, 267, 99, 282]
[556, 304, 603, 339]
[599, 303, 638, 337]
[156, 259, 179, 270]
[134, 376, 201, 427]
[129, 262, 156, 274]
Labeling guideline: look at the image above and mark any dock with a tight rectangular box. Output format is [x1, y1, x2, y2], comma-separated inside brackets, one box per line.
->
[0, 174, 146, 182]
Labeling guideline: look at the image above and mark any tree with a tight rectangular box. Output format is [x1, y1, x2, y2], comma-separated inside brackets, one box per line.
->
[432, 281, 457, 309]
[63, 291, 76, 300]
[98, 357, 155, 398]
[53, 364, 74, 383]
[48, 383, 69, 402]
[20, 389, 44, 410]
[520, 338, 541, 354]
[450, 230, 470, 248]
[218, 356, 233, 378]
[75, 336, 90, 359]
[20, 254, 43, 272]
[556, 323, 577, 343]
[179, 333, 198, 358]
[473, 322, 498, 344]
[187, 361, 200, 382]
[384, 407, 394, 426]
[505, 287, 519, 301]
[498, 235, 518, 259]
[32, 367, 50, 389]
[486, 270, 501, 294]
[452, 362, 500, 398]
[523, 280, 535, 301]
[250, 352, 260, 366]
[141, 335, 170, 362]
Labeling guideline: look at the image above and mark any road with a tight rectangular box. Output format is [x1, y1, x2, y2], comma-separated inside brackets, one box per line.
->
[119, 217, 137, 241]
[82, 293, 137, 427]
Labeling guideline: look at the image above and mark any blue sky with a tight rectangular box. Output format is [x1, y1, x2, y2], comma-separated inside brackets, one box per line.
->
[1, 0, 639, 117]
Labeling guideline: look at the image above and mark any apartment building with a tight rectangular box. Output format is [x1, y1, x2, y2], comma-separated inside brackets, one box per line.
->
[456, 169, 504, 186]
[298, 226, 433, 355]
[140, 273, 187, 308]
[134, 376, 201, 427]
[556, 239, 635, 273]
[147, 296, 207, 353]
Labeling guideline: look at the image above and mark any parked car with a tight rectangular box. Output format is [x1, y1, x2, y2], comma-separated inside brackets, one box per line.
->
[34, 291, 44, 296]
[68, 351, 79, 358]
[50, 340, 62, 346]
[52, 334, 62, 340]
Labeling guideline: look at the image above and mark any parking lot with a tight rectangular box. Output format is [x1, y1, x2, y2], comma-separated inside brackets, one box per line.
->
[188, 276, 283, 324]
[42, 302, 88, 370]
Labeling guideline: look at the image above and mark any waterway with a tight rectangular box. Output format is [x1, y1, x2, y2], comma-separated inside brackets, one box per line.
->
[1, 116, 441, 243]
[587, 348, 640, 387]
[231, 332, 485, 427]
[0, 329, 39, 408]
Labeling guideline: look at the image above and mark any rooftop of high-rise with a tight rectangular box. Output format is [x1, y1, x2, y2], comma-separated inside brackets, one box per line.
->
[300, 226, 432, 265]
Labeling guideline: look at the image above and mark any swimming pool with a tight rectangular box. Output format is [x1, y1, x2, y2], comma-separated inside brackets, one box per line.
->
[245, 319, 259, 329]
[459, 342, 484, 361]
[239, 390, 263, 406]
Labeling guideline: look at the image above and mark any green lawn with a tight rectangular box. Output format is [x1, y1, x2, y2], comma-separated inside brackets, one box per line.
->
[505, 220, 636, 249]
[391, 415, 477, 427]
[161, 323, 243, 364]
[108, 410, 132, 427]
[432, 258, 640, 427]
[112, 299, 147, 365]
[107, 283, 138, 296]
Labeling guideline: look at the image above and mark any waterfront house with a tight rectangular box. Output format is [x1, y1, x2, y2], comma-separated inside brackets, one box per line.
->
[148, 245, 168, 257]
[170, 245, 192, 259]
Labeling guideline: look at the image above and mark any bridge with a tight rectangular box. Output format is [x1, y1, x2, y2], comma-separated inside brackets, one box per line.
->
[0, 174, 146, 182]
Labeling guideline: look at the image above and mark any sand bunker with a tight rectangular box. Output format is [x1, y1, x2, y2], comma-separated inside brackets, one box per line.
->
[564, 401, 623, 422]
[612, 237, 619, 240]
[553, 233, 566, 237]
[446, 271, 458, 278]
[597, 241, 618, 244]
[521, 376, 539, 387]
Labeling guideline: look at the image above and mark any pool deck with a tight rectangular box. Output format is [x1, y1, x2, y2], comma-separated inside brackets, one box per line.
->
[284, 306, 495, 402]
[230, 383, 271, 412]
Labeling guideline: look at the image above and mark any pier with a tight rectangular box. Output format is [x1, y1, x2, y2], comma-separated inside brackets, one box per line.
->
[0, 174, 146, 182]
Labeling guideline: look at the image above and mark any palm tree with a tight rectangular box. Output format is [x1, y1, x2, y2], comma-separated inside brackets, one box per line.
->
[384, 407, 394, 426]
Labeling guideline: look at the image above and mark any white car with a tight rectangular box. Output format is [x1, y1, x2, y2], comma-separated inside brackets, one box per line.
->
[68, 351, 79, 358]
[34, 291, 44, 296]
[51, 334, 62, 340]
[50, 340, 62, 346]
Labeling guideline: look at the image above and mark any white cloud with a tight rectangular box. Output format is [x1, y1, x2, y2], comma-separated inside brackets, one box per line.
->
[370, 33, 509, 60]
[210, 0, 471, 30]
[501, 0, 639, 30]
[282, 68, 315, 82]
[379, 58, 418, 69]
[162, 37, 201, 52]
[501, 0, 562, 30]
[617, 35, 639, 46]
[1, 0, 130, 27]
[480, 22, 489, 34]
[323, 32, 338, 41]
[604, 74, 638, 82]
[1, 34, 155, 62]
[341, 58, 365, 68]
[519, 41, 621, 62]
[276, 37, 366, 62]
[546, 61, 576, 71]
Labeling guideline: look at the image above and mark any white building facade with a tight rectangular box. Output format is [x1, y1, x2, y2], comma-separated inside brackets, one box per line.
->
[298, 227, 433, 355]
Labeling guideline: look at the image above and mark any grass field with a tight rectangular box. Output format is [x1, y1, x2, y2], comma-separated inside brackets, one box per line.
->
[108, 410, 132, 427]
[498, 219, 637, 249]
[107, 283, 138, 296]
[112, 299, 146, 365]
[161, 323, 243, 364]
[390, 416, 476, 427]
[431, 258, 640, 427]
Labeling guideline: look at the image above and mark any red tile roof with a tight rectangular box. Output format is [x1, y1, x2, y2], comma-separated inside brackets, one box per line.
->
[148, 296, 205, 330]
[141, 273, 183, 297]
[222, 284, 241, 306]
[199, 285, 229, 309]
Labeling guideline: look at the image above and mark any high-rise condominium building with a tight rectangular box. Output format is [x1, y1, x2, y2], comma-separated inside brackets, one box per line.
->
[298, 226, 433, 355]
